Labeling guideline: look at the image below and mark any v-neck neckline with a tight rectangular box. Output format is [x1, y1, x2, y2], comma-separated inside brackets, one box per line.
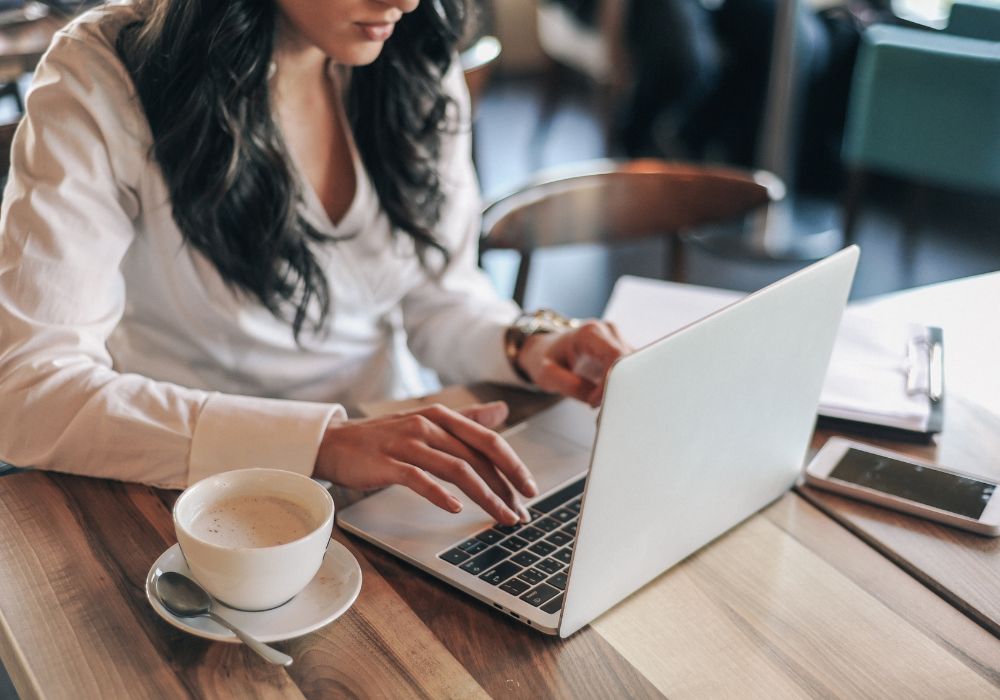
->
[285, 63, 366, 237]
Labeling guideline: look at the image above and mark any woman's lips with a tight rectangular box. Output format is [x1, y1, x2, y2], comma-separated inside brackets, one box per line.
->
[357, 22, 395, 41]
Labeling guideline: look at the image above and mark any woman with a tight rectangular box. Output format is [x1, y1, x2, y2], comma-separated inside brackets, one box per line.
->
[0, 0, 627, 526]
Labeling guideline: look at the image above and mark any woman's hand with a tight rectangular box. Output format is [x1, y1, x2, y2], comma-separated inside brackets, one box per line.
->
[314, 401, 537, 525]
[516, 321, 631, 407]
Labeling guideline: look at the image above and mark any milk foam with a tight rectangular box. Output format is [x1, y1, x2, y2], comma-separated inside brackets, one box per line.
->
[190, 494, 315, 548]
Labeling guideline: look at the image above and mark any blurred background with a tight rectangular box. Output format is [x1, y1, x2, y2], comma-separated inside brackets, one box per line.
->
[0, 0, 997, 322]
[464, 0, 1000, 317]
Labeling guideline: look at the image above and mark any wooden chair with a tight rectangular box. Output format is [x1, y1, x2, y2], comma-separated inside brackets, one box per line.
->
[481, 159, 783, 306]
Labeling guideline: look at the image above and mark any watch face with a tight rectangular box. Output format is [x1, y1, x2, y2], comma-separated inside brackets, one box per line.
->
[518, 309, 579, 336]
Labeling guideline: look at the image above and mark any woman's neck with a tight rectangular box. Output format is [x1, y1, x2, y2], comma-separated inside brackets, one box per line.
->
[270, 14, 358, 228]
[272, 16, 331, 97]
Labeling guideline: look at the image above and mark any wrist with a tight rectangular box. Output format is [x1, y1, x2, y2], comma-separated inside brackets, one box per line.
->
[504, 309, 579, 383]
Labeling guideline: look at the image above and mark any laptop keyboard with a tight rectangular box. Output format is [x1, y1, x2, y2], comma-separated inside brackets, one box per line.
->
[437, 477, 585, 616]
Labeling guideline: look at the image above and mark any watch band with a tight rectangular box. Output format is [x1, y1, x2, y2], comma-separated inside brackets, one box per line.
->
[504, 309, 581, 383]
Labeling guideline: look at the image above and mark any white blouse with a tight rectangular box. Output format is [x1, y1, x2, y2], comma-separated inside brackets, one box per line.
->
[0, 8, 522, 489]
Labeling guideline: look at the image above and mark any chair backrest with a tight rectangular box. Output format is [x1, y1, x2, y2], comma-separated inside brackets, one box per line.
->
[842, 23, 1000, 192]
[481, 159, 782, 305]
[946, 0, 1000, 41]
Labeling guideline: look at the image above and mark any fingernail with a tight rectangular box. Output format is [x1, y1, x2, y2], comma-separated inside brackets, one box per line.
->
[519, 504, 532, 523]
[527, 479, 539, 497]
[448, 497, 462, 513]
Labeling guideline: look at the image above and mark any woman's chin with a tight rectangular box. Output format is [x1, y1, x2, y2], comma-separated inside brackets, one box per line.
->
[329, 42, 387, 67]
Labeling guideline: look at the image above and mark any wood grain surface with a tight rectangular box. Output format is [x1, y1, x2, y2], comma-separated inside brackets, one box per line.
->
[0, 473, 485, 700]
[591, 494, 998, 699]
[3, 443, 1000, 698]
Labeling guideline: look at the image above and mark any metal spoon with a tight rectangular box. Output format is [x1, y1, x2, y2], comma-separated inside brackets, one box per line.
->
[155, 571, 293, 666]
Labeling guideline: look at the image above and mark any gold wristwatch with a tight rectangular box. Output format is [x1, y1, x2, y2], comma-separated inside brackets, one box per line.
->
[504, 308, 581, 382]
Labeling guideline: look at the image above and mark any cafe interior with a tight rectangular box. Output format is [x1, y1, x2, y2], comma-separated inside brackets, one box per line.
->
[1, 0, 999, 697]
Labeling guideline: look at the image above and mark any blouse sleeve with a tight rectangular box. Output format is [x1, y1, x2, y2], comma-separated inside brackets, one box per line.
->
[400, 59, 527, 387]
[0, 28, 340, 489]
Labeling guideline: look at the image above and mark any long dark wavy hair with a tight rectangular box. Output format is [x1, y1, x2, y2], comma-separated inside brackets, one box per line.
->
[115, 0, 467, 340]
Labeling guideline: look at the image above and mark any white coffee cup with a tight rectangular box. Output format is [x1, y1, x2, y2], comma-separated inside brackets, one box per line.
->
[173, 468, 334, 611]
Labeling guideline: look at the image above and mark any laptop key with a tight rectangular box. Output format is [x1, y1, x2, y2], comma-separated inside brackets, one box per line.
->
[519, 568, 547, 585]
[553, 548, 573, 565]
[480, 561, 523, 586]
[549, 572, 567, 590]
[541, 593, 565, 614]
[521, 583, 560, 607]
[546, 530, 572, 547]
[535, 517, 561, 533]
[518, 526, 545, 542]
[567, 499, 582, 513]
[475, 529, 503, 545]
[563, 523, 578, 536]
[460, 546, 507, 576]
[463, 540, 487, 555]
[530, 478, 586, 513]
[551, 508, 575, 523]
[439, 548, 471, 565]
[529, 541, 557, 557]
[536, 558, 563, 575]
[457, 538, 481, 551]
[500, 578, 531, 596]
[493, 523, 523, 535]
[511, 551, 539, 567]
[499, 536, 529, 552]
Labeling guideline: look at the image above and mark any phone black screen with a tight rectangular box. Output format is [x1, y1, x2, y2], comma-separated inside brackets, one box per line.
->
[829, 448, 996, 519]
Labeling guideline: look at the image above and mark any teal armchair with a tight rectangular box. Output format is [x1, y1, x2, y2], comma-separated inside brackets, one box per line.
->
[841, 1, 1000, 243]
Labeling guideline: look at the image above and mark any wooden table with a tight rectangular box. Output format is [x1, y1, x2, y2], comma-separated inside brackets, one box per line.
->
[2, 273, 999, 699]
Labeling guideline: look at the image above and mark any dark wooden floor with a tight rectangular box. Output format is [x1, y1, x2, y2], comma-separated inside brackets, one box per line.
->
[476, 76, 1000, 318]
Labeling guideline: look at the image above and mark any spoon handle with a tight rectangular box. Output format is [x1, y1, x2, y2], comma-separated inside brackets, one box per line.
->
[207, 611, 293, 666]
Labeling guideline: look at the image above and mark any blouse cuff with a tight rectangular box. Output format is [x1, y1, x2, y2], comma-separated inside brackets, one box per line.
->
[477, 318, 540, 390]
[187, 392, 346, 485]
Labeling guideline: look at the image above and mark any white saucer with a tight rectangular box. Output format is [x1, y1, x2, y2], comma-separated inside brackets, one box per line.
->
[145, 541, 362, 643]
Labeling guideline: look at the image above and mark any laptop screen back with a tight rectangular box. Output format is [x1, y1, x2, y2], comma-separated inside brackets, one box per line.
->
[559, 247, 858, 637]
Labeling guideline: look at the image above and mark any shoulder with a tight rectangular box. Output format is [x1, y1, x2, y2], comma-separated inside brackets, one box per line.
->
[34, 4, 142, 106]
[27, 5, 148, 138]
[15, 5, 151, 195]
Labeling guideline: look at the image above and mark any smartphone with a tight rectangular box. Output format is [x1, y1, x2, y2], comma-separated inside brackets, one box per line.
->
[804, 437, 1000, 536]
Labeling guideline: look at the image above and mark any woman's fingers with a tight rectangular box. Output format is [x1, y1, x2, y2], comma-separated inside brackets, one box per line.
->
[424, 424, 530, 522]
[403, 442, 520, 525]
[458, 401, 509, 430]
[418, 404, 538, 499]
[317, 405, 537, 524]
[393, 460, 464, 514]
[573, 322, 623, 364]
[536, 358, 597, 406]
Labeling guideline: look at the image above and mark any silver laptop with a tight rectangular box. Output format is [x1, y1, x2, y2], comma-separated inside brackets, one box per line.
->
[338, 246, 859, 636]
